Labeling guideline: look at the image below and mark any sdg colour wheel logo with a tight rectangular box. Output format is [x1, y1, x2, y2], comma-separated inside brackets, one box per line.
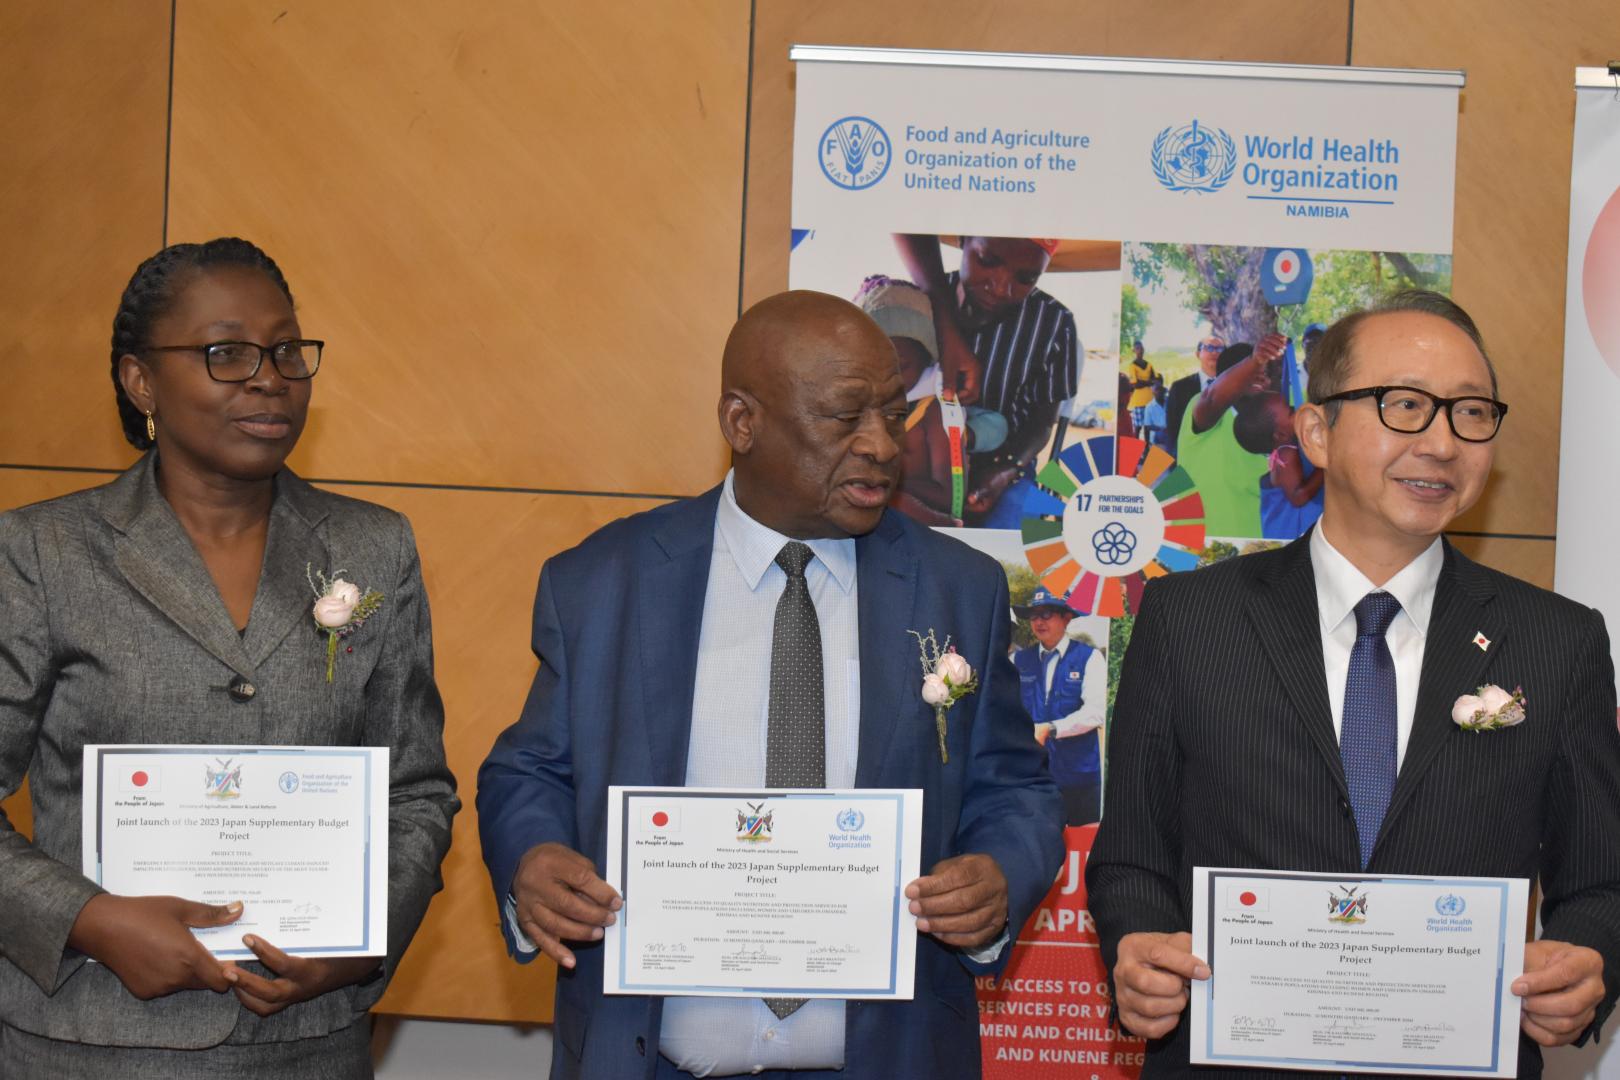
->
[1020, 435, 1206, 618]
[819, 116, 892, 190]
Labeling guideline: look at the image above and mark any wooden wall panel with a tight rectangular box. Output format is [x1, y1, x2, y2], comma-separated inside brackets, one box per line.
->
[164, 1, 748, 496]
[0, 3, 167, 469]
[1352, 0, 1620, 553]
[1447, 535, 1554, 591]
[741, 0, 1353, 308]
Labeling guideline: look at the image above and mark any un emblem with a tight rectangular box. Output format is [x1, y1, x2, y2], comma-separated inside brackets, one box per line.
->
[819, 116, 892, 190]
[836, 808, 866, 832]
[1435, 894, 1467, 917]
[1091, 522, 1137, 567]
[1151, 120, 1237, 193]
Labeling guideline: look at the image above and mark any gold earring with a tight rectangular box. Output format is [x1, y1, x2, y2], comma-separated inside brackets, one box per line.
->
[145, 412, 156, 442]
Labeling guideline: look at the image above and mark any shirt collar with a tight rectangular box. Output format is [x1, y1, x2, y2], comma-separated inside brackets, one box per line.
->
[1310, 524, 1443, 637]
[717, 471, 857, 594]
[1041, 637, 1070, 658]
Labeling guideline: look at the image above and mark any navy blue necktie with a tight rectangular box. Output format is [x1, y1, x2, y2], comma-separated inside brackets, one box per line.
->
[1341, 592, 1402, 868]
[1040, 648, 1059, 706]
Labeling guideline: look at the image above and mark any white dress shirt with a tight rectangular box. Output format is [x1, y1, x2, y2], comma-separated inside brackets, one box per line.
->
[1310, 525, 1444, 769]
[658, 471, 860, 1076]
[1037, 637, 1107, 737]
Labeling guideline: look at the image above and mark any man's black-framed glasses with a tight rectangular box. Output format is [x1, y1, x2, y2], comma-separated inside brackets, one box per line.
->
[146, 339, 324, 382]
[1319, 384, 1507, 443]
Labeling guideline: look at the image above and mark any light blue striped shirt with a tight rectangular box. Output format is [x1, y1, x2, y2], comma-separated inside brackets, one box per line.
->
[658, 471, 859, 1076]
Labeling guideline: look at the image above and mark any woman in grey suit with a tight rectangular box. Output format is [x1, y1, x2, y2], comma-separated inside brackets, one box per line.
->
[0, 238, 459, 1078]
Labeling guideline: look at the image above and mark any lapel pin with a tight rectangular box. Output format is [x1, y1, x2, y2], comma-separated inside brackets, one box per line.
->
[1472, 631, 1491, 652]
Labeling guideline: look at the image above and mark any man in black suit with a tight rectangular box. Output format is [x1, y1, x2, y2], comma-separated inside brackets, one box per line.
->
[1088, 289, 1620, 1077]
[1162, 332, 1223, 458]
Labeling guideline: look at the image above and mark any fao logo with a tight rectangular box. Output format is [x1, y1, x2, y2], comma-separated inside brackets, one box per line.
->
[278, 771, 300, 794]
[819, 116, 891, 190]
[1151, 119, 1236, 193]
[1435, 894, 1467, 917]
[1091, 522, 1137, 566]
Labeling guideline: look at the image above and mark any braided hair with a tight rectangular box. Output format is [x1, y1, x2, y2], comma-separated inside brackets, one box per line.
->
[111, 237, 295, 449]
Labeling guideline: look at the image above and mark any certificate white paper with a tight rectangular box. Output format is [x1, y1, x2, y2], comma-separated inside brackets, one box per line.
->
[82, 745, 388, 958]
[604, 787, 923, 999]
[1192, 867, 1528, 1077]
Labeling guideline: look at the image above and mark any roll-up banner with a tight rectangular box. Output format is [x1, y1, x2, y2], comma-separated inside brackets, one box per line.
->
[1557, 70, 1620, 706]
[789, 47, 1463, 1077]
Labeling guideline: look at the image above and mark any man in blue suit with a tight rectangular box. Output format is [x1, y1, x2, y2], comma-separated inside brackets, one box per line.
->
[478, 291, 1065, 1080]
[1011, 588, 1105, 826]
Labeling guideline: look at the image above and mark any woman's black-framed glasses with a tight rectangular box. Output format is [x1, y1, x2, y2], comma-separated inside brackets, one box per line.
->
[145, 339, 324, 382]
[1319, 384, 1507, 443]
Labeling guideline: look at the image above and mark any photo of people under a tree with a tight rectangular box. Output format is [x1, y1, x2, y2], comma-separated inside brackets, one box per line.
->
[1122, 242, 1453, 376]
[1117, 243, 1452, 543]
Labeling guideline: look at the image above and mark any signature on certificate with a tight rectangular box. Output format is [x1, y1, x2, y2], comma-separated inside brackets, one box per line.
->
[1231, 1015, 1280, 1031]
[726, 944, 780, 961]
[1323, 1017, 1372, 1033]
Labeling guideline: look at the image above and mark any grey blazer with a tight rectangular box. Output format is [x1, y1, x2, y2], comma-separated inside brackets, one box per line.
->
[0, 452, 459, 1049]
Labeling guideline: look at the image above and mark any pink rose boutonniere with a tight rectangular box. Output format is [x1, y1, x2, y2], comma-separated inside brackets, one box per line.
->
[909, 629, 980, 764]
[307, 565, 385, 682]
[1451, 684, 1526, 732]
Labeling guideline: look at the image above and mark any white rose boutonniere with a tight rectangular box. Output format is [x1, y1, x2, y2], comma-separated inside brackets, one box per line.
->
[307, 565, 385, 683]
[908, 629, 980, 764]
[1451, 684, 1526, 732]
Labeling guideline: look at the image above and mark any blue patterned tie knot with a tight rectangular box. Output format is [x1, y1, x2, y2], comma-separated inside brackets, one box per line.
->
[1342, 590, 1402, 868]
[1354, 591, 1402, 640]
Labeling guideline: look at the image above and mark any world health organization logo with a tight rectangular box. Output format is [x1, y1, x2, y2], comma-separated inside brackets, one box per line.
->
[1151, 119, 1236, 193]
[836, 808, 865, 832]
[1435, 894, 1467, 917]
[819, 116, 891, 190]
[1091, 522, 1137, 566]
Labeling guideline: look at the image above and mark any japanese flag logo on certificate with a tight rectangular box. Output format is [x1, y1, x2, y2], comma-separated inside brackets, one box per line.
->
[639, 805, 681, 833]
[120, 765, 161, 793]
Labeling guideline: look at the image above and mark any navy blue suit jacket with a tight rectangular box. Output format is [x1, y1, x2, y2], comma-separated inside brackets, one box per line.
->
[478, 488, 1065, 1079]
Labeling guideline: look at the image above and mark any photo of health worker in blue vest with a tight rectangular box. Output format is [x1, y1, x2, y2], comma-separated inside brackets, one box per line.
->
[1012, 588, 1106, 826]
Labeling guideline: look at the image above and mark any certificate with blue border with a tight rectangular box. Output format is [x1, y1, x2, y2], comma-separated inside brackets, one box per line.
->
[603, 786, 923, 999]
[81, 744, 389, 959]
[1191, 867, 1528, 1077]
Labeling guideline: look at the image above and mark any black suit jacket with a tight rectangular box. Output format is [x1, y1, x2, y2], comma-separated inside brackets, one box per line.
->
[1163, 372, 1201, 459]
[1087, 534, 1620, 1079]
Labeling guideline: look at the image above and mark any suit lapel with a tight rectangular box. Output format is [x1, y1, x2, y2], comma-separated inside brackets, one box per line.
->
[638, 490, 720, 786]
[1243, 535, 1347, 798]
[1381, 543, 1502, 837]
[242, 472, 330, 669]
[854, 513, 918, 788]
[104, 454, 257, 682]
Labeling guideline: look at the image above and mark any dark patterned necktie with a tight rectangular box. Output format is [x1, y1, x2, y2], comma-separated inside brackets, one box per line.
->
[764, 541, 824, 1020]
[1341, 592, 1402, 868]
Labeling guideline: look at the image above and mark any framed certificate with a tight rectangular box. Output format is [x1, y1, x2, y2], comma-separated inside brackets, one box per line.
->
[603, 786, 924, 999]
[82, 745, 389, 958]
[1192, 867, 1529, 1077]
